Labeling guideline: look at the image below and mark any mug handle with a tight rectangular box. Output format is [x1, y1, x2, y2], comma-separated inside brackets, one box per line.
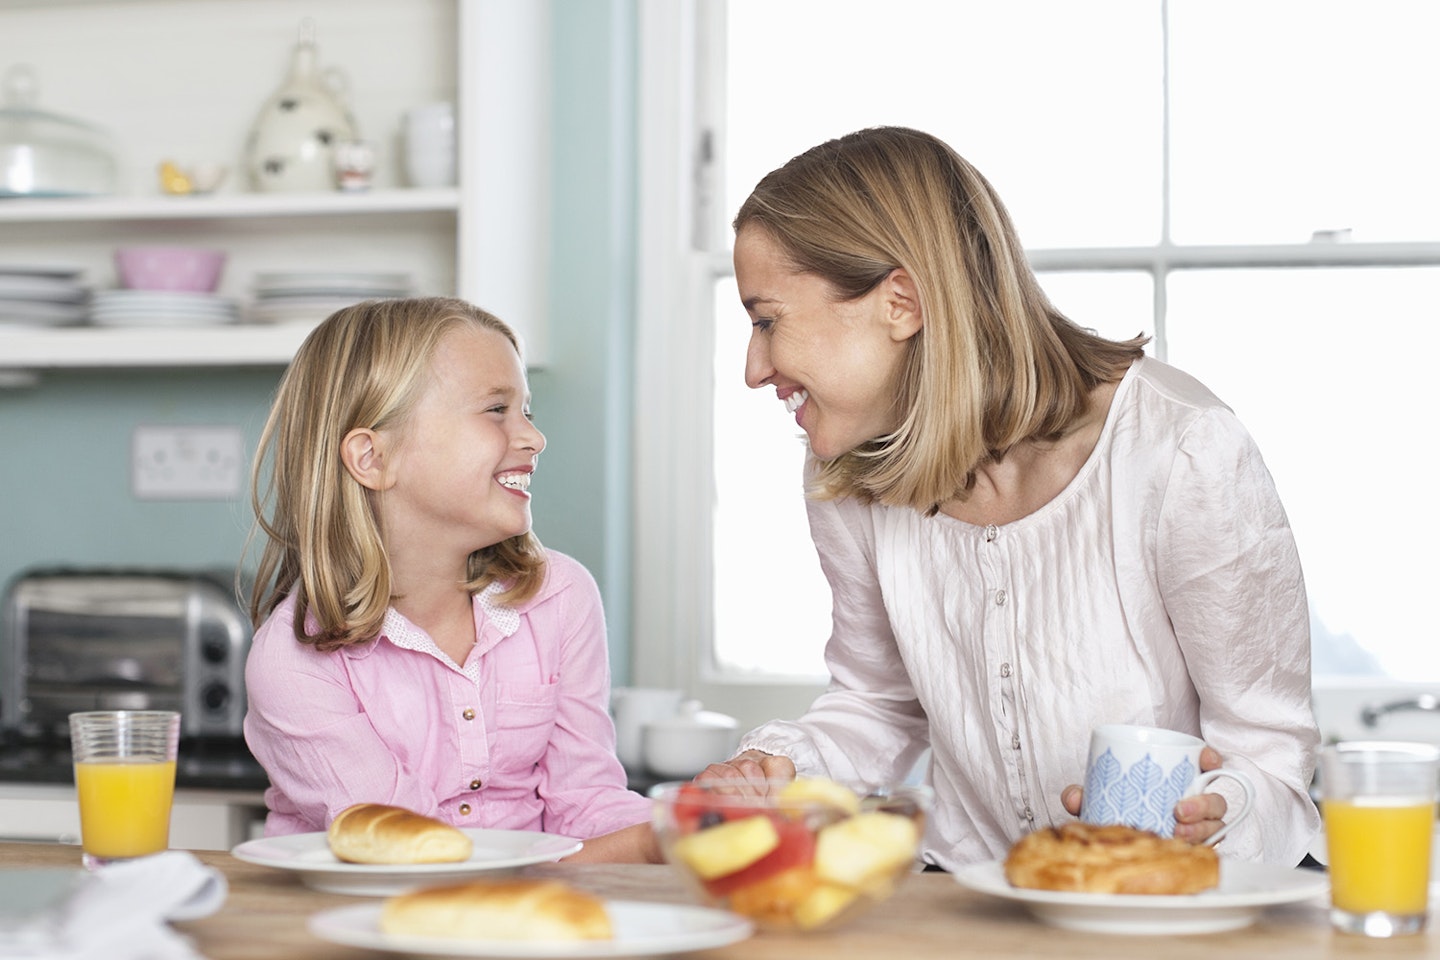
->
[1183, 767, 1256, 845]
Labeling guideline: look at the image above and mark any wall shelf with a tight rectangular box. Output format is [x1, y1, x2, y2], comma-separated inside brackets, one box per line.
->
[0, 188, 460, 224]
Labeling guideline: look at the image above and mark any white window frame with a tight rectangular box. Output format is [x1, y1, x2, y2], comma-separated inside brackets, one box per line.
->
[632, 0, 1440, 732]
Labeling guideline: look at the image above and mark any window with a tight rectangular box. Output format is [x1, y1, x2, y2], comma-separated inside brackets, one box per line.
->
[635, 0, 1440, 729]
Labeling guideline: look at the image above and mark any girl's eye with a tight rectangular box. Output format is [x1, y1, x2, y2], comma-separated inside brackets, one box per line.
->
[487, 404, 507, 415]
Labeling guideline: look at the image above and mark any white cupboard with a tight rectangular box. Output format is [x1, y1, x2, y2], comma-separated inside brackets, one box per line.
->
[0, 0, 550, 373]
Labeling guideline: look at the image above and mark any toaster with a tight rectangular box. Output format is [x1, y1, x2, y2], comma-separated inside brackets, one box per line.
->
[1, 568, 252, 740]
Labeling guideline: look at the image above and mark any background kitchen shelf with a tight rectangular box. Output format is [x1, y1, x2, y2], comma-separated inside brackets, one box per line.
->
[0, 322, 320, 369]
[0, 0, 550, 377]
[0, 188, 461, 224]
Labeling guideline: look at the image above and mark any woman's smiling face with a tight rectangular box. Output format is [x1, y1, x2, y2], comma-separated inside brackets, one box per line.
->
[733, 225, 921, 461]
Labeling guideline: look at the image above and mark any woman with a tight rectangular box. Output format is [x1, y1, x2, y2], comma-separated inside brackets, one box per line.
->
[702, 127, 1319, 870]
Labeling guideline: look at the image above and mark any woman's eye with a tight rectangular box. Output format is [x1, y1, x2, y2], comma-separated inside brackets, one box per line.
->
[751, 317, 774, 333]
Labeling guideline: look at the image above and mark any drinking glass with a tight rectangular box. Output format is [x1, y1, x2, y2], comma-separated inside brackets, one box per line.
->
[69, 710, 180, 870]
[1320, 740, 1440, 937]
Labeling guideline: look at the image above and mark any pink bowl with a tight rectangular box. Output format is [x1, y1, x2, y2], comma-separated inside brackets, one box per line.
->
[114, 246, 226, 292]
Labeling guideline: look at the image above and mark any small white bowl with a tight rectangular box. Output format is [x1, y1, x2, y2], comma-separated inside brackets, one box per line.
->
[642, 702, 739, 778]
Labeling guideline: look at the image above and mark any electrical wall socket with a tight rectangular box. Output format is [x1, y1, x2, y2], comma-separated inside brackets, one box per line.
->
[132, 425, 245, 500]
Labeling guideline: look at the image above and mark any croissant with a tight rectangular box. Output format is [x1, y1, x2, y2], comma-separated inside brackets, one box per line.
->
[326, 802, 474, 864]
[1004, 822, 1219, 895]
[381, 878, 613, 941]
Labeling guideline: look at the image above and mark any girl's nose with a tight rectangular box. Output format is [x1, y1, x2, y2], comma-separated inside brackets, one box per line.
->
[520, 420, 546, 454]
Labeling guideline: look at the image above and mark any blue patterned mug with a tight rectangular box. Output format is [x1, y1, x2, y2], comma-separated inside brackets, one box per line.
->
[1079, 724, 1255, 844]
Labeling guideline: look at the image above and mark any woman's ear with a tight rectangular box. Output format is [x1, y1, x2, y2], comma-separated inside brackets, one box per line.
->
[883, 267, 924, 342]
[341, 427, 393, 491]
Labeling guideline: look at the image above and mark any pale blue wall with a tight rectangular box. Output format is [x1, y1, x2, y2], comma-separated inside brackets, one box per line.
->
[0, 0, 639, 682]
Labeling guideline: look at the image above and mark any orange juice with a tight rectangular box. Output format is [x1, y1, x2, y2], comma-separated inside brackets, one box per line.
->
[74, 759, 177, 859]
[1323, 797, 1434, 915]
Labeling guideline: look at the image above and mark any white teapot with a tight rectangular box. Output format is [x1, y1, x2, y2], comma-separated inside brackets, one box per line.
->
[243, 19, 356, 193]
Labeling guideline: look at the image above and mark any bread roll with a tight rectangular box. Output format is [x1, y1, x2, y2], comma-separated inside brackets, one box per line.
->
[1003, 822, 1219, 895]
[380, 878, 613, 941]
[327, 803, 474, 864]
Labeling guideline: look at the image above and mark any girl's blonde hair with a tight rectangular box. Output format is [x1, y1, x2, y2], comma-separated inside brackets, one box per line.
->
[247, 296, 546, 651]
[734, 126, 1148, 513]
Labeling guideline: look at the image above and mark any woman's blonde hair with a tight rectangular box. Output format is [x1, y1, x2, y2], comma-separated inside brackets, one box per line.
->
[247, 296, 546, 651]
[734, 126, 1148, 513]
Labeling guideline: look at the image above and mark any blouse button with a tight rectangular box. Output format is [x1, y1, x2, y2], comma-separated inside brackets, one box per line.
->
[469, 778, 482, 790]
[995, 589, 1007, 606]
[459, 803, 472, 816]
[1000, 662, 1012, 678]
[1023, 805, 1034, 821]
[462, 708, 476, 721]
[1011, 734, 1021, 750]
[984, 524, 998, 542]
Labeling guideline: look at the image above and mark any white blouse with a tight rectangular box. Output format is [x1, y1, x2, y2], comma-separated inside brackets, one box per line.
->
[739, 357, 1321, 869]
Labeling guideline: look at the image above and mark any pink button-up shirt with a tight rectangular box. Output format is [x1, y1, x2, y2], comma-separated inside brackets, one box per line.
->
[243, 549, 651, 838]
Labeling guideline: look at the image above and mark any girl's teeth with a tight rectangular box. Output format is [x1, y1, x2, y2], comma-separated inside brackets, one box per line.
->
[498, 474, 530, 491]
[784, 389, 808, 414]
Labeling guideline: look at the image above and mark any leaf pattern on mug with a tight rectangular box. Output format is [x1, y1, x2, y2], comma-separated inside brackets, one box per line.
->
[1082, 749, 1197, 838]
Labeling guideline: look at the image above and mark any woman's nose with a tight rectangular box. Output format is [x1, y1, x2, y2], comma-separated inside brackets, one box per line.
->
[744, 333, 772, 389]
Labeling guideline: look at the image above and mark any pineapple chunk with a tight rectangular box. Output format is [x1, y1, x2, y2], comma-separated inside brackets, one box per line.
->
[671, 814, 780, 880]
[778, 777, 861, 816]
[813, 811, 919, 888]
[794, 882, 860, 930]
[727, 865, 818, 924]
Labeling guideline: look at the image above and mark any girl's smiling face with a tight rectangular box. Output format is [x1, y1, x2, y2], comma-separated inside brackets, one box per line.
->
[733, 225, 922, 461]
[377, 324, 545, 563]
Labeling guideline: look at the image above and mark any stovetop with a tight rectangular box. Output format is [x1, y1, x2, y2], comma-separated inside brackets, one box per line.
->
[0, 734, 269, 792]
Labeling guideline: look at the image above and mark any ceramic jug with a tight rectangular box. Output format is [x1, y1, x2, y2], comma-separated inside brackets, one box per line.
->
[243, 19, 356, 193]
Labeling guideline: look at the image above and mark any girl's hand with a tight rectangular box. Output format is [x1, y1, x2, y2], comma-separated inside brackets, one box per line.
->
[1060, 745, 1228, 845]
[693, 750, 796, 795]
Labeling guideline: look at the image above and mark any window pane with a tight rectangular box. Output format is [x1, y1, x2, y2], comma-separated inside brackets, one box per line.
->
[1169, 0, 1440, 243]
[1166, 268, 1440, 678]
[711, 278, 830, 678]
[1037, 271, 1156, 346]
[724, 0, 1163, 248]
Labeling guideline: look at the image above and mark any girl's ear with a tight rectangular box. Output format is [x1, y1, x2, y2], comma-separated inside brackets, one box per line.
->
[883, 267, 924, 342]
[341, 427, 393, 491]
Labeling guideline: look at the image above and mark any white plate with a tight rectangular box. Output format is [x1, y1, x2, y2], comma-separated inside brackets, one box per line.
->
[307, 900, 754, 959]
[0, 275, 88, 300]
[952, 859, 1329, 935]
[0, 263, 85, 279]
[231, 829, 584, 896]
[0, 300, 88, 325]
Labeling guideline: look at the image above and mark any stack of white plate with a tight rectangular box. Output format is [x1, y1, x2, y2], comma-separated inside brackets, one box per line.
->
[89, 289, 241, 327]
[0, 264, 89, 326]
[249, 271, 413, 325]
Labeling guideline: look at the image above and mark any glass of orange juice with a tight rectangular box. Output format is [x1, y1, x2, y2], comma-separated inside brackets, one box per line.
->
[68, 710, 180, 870]
[1321, 741, 1440, 937]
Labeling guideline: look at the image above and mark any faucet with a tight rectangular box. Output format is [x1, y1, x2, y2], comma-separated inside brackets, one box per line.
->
[1360, 693, 1440, 728]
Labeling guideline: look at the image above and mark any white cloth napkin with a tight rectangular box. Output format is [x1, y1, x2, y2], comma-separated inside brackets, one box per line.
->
[0, 851, 227, 960]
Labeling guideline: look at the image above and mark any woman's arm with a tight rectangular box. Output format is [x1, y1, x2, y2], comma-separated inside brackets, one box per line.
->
[1156, 407, 1321, 862]
[736, 494, 930, 785]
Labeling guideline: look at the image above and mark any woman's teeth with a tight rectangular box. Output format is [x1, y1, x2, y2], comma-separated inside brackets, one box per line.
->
[784, 389, 808, 414]
[497, 472, 531, 491]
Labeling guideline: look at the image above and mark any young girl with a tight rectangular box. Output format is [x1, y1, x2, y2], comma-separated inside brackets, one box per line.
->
[242, 297, 658, 862]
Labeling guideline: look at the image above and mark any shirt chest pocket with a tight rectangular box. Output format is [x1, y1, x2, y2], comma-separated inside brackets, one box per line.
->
[490, 681, 560, 773]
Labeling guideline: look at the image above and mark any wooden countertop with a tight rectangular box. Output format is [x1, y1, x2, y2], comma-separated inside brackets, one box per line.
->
[2, 842, 1437, 958]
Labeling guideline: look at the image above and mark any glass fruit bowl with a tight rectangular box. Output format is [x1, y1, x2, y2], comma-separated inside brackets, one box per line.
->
[650, 777, 931, 932]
